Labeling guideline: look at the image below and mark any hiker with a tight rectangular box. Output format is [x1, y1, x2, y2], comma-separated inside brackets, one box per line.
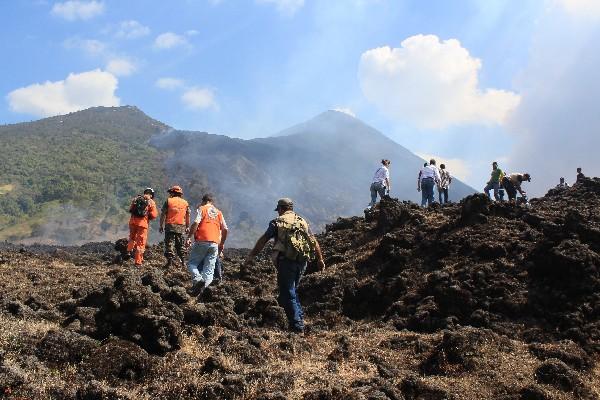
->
[127, 188, 158, 266]
[501, 173, 531, 202]
[418, 159, 440, 207]
[576, 167, 586, 183]
[484, 162, 503, 201]
[159, 185, 190, 268]
[369, 159, 391, 207]
[556, 177, 569, 189]
[438, 164, 452, 204]
[243, 198, 326, 334]
[417, 162, 428, 205]
[186, 193, 228, 298]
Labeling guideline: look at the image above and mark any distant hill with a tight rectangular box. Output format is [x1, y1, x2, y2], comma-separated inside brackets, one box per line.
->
[0, 107, 476, 246]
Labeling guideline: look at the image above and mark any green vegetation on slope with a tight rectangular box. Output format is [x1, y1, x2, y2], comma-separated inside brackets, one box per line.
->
[0, 106, 169, 243]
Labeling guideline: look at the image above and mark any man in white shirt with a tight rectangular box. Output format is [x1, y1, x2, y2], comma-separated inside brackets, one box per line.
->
[418, 159, 441, 207]
[369, 159, 391, 207]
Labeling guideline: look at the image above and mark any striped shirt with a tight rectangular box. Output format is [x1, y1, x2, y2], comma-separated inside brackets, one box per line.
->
[439, 169, 451, 189]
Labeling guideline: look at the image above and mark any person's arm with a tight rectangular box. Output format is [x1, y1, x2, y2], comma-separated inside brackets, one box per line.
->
[312, 236, 326, 271]
[159, 203, 167, 233]
[244, 234, 269, 266]
[187, 222, 198, 243]
[417, 171, 422, 191]
[148, 200, 159, 220]
[219, 228, 228, 254]
[185, 207, 191, 233]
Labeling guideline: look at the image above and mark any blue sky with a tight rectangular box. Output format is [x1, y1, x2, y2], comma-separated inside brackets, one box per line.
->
[2, 0, 599, 194]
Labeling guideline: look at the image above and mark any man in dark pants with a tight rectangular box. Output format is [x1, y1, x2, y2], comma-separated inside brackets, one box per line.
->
[243, 198, 326, 334]
[159, 186, 190, 267]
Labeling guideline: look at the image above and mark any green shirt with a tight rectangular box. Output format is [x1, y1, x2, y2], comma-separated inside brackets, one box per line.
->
[490, 168, 503, 183]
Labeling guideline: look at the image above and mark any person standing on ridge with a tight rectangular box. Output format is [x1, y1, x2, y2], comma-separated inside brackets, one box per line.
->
[244, 198, 326, 334]
[576, 167, 586, 183]
[186, 193, 228, 299]
[438, 163, 452, 204]
[369, 159, 391, 207]
[159, 185, 190, 268]
[418, 159, 440, 207]
[502, 173, 531, 202]
[127, 188, 158, 267]
[484, 162, 503, 201]
[417, 162, 428, 205]
[556, 177, 569, 189]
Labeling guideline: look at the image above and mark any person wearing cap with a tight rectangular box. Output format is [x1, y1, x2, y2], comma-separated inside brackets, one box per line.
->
[484, 162, 503, 201]
[186, 193, 228, 298]
[243, 198, 326, 334]
[369, 159, 391, 207]
[501, 173, 531, 202]
[159, 185, 190, 268]
[127, 188, 159, 266]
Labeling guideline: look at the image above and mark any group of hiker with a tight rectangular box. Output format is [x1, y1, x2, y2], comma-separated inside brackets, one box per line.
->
[126, 186, 325, 334]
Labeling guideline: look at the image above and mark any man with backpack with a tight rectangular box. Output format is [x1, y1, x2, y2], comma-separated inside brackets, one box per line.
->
[159, 186, 190, 268]
[243, 198, 326, 334]
[186, 194, 228, 298]
[127, 188, 159, 266]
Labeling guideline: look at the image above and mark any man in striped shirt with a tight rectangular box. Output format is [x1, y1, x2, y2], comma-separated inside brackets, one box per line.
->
[438, 164, 452, 204]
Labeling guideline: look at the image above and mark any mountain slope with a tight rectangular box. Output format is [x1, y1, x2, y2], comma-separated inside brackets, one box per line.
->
[0, 106, 169, 243]
[152, 111, 476, 246]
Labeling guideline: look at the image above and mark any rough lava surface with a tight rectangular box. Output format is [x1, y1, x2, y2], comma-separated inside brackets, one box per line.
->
[1, 179, 600, 399]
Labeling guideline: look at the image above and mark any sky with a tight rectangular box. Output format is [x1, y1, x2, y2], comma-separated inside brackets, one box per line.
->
[1, 0, 599, 195]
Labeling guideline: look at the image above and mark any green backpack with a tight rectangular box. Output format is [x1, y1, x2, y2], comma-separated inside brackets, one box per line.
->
[275, 213, 316, 262]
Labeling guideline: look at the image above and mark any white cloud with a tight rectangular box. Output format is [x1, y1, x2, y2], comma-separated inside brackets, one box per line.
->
[358, 34, 521, 129]
[557, 0, 600, 19]
[7, 69, 119, 117]
[155, 77, 185, 90]
[51, 1, 104, 21]
[115, 20, 150, 39]
[332, 107, 356, 117]
[417, 153, 471, 182]
[186, 29, 200, 36]
[256, 0, 304, 16]
[181, 87, 218, 111]
[106, 58, 136, 77]
[154, 32, 189, 49]
[63, 37, 106, 55]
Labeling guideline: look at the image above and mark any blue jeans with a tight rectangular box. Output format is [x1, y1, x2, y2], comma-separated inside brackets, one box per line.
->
[276, 257, 306, 331]
[484, 182, 500, 200]
[187, 241, 218, 287]
[438, 187, 449, 204]
[421, 178, 435, 206]
[370, 182, 387, 206]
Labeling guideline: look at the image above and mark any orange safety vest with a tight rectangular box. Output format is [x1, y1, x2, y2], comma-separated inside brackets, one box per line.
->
[165, 197, 189, 225]
[194, 204, 224, 243]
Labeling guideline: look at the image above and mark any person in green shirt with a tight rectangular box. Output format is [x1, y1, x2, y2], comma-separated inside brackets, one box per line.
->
[484, 162, 503, 201]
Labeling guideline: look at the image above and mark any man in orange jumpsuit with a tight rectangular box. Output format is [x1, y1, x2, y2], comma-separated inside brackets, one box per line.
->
[127, 187, 159, 266]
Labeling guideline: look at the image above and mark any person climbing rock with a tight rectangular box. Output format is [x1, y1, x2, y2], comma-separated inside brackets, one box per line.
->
[438, 163, 452, 204]
[576, 167, 586, 183]
[244, 198, 325, 334]
[159, 185, 190, 268]
[418, 159, 440, 207]
[369, 159, 391, 207]
[556, 177, 569, 189]
[501, 173, 531, 202]
[484, 162, 503, 201]
[186, 193, 228, 298]
[127, 188, 158, 267]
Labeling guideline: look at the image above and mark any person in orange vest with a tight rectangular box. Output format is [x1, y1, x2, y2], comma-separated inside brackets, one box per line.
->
[127, 188, 159, 266]
[159, 185, 190, 268]
[186, 193, 228, 298]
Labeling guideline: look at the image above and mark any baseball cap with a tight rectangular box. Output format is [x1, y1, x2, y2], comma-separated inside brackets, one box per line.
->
[274, 198, 293, 211]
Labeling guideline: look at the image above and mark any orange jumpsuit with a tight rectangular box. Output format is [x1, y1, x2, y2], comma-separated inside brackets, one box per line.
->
[127, 198, 158, 265]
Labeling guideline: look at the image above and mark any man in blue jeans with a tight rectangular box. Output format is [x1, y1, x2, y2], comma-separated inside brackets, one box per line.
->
[243, 198, 326, 334]
[418, 159, 441, 207]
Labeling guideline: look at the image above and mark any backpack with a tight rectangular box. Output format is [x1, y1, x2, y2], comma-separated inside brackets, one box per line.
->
[275, 213, 316, 262]
[130, 195, 149, 217]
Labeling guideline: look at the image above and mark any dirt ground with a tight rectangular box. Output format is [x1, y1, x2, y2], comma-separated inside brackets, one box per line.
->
[1, 179, 600, 399]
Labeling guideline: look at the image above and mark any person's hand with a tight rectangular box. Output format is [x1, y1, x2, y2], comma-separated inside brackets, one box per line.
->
[317, 259, 326, 271]
[159, 226, 164, 234]
[185, 228, 190, 235]
[186, 237, 192, 247]
[417, 187, 421, 192]
[218, 243, 224, 254]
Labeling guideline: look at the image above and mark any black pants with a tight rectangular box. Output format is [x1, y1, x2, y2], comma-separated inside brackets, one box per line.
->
[438, 188, 449, 204]
[502, 177, 517, 200]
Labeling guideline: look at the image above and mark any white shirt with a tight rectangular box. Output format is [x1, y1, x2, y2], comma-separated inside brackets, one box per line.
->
[420, 165, 441, 183]
[372, 166, 390, 186]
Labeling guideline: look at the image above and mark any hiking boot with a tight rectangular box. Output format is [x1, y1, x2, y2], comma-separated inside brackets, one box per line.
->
[187, 280, 205, 297]
[290, 326, 305, 335]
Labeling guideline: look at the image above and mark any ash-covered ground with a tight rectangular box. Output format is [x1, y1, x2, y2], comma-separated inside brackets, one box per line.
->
[1, 180, 600, 399]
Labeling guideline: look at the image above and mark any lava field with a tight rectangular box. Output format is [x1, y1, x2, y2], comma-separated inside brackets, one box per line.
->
[1, 179, 600, 399]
